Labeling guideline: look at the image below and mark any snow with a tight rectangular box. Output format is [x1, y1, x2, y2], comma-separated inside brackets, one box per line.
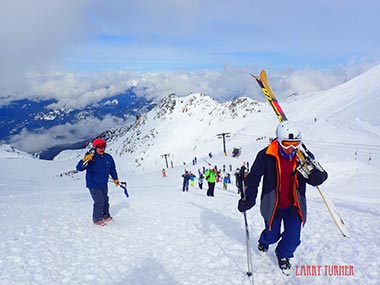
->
[1, 66, 380, 284]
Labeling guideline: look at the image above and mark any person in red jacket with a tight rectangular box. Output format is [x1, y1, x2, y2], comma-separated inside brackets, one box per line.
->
[238, 121, 328, 272]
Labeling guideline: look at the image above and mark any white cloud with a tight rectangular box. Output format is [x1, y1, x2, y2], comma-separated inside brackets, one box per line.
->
[0, 0, 94, 95]
[9, 115, 129, 153]
[1, 0, 379, 99]
[1, 58, 376, 110]
[4, 59, 379, 153]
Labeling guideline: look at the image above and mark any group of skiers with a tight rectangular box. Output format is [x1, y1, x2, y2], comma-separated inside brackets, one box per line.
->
[76, 121, 328, 273]
[181, 165, 236, 196]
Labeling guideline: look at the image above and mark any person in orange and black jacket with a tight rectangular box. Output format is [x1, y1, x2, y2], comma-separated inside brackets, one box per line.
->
[237, 121, 328, 272]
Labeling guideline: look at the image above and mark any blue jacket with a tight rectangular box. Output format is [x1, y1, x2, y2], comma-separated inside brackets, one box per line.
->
[182, 173, 191, 182]
[76, 152, 118, 189]
[245, 140, 327, 229]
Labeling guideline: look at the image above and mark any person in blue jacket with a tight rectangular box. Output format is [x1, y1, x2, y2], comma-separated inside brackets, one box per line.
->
[76, 138, 119, 226]
[182, 170, 191, 192]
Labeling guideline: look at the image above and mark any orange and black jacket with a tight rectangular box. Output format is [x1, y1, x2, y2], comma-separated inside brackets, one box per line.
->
[245, 139, 327, 230]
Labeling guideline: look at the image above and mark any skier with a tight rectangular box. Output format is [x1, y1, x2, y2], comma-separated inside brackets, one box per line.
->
[223, 173, 231, 190]
[76, 138, 119, 226]
[235, 168, 241, 194]
[190, 172, 196, 187]
[198, 173, 204, 189]
[182, 170, 191, 192]
[237, 122, 328, 273]
[205, 166, 217, 196]
[162, 168, 167, 177]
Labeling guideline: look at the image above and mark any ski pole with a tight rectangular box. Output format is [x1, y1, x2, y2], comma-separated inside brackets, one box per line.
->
[239, 166, 254, 280]
[109, 180, 129, 198]
[202, 158, 212, 167]
[119, 182, 129, 198]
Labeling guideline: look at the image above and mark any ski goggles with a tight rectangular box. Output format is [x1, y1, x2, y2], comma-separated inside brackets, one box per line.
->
[280, 140, 301, 149]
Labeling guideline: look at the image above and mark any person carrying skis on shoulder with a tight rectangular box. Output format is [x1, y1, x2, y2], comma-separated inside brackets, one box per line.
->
[237, 121, 328, 273]
[76, 138, 119, 226]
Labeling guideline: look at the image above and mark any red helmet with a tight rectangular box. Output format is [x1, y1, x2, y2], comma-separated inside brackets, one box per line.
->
[92, 138, 107, 148]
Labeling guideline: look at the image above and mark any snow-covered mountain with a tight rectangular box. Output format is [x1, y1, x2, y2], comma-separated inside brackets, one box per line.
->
[56, 92, 274, 172]
[1, 66, 380, 284]
[57, 65, 380, 177]
[0, 88, 155, 150]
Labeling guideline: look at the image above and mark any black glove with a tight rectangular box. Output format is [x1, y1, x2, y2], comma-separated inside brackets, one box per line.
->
[238, 199, 255, 212]
[307, 169, 328, 186]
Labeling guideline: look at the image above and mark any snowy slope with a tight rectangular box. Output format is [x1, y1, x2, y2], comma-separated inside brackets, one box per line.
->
[0, 144, 34, 159]
[1, 150, 379, 285]
[1, 66, 380, 284]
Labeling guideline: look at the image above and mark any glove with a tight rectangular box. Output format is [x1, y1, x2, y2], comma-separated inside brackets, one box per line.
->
[307, 169, 328, 186]
[114, 179, 120, 186]
[238, 199, 255, 213]
[82, 154, 94, 162]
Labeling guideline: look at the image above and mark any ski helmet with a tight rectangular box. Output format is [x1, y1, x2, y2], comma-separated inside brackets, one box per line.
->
[92, 138, 107, 148]
[276, 121, 302, 146]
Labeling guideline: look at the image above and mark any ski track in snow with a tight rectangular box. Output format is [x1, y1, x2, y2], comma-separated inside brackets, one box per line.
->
[1, 157, 379, 285]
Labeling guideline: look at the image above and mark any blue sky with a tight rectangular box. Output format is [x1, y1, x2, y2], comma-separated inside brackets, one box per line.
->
[0, 0, 379, 100]
[60, 0, 379, 72]
[1, 0, 379, 75]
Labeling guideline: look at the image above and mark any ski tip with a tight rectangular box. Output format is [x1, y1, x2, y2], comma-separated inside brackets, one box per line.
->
[250, 73, 260, 80]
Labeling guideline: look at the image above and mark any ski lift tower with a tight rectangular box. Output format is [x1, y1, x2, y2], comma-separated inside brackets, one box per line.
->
[217, 132, 231, 156]
[161, 153, 170, 168]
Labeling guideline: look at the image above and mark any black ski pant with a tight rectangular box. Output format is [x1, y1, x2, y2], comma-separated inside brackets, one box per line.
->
[207, 182, 215, 196]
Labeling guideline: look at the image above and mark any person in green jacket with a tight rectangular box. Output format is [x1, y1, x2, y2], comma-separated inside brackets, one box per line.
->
[205, 166, 217, 196]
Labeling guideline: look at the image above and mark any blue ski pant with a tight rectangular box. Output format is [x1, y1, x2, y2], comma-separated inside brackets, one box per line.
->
[258, 206, 302, 258]
[88, 187, 110, 222]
